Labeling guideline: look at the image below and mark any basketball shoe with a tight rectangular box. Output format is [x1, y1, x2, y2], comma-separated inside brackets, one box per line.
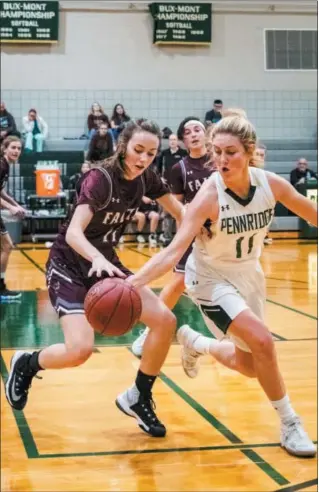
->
[176, 325, 202, 378]
[281, 416, 316, 457]
[116, 385, 166, 437]
[5, 351, 40, 410]
[132, 327, 150, 357]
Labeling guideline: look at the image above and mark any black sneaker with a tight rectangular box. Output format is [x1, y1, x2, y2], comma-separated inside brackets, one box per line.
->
[116, 386, 166, 437]
[5, 351, 40, 410]
[0, 288, 22, 301]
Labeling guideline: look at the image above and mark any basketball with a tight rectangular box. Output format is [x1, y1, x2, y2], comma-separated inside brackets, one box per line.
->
[84, 278, 142, 336]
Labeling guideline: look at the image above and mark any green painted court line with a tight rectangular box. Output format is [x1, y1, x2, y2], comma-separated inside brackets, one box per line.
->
[241, 449, 290, 486]
[159, 370, 243, 444]
[274, 478, 318, 492]
[127, 246, 155, 259]
[36, 441, 284, 460]
[19, 249, 46, 274]
[0, 354, 39, 459]
[266, 298, 317, 320]
[16, 247, 48, 251]
[155, 362, 291, 486]
[266, 276, 309, 285]
[271, 332, 287, 341]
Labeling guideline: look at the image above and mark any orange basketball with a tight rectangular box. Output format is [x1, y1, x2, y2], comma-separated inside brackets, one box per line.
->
[84, 278, 142, 336]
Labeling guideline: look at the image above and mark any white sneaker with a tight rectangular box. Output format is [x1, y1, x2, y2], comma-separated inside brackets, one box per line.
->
[119, 236, 125, 244]
[132, 327, 150, 357]
[264, 236, 273, 245]
[281, 416, 316, 457]
[148, 234, 157, 247]
[137, 234, 145, 244]
[176, 325, 202, 378]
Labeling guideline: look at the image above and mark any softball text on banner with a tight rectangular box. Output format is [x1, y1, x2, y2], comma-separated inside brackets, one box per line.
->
[0, 1, 59, 43]
[149, 2, 211, 45]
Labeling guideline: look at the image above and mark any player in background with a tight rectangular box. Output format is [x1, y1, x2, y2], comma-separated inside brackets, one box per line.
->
[132, 117, 215, 357]
[5, 119, 184, 439]
[127, 116, 317, 457]
[0, 136, 27, 300]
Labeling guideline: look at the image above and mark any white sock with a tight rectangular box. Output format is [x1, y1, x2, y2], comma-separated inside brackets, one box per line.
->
[271, 395, 297, 423]
[192, 335, 219, 355]
[0, 272, 5, 280]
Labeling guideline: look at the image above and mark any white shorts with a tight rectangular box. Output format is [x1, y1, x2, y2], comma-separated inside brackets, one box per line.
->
[185, 253, 266, 352]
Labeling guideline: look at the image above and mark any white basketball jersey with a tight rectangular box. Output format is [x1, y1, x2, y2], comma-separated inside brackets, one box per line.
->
[193, 167, 276, 268]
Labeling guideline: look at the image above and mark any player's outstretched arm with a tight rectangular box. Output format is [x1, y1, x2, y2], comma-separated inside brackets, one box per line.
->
[129, 181, 218, 289]
[267, 172, 317, 227]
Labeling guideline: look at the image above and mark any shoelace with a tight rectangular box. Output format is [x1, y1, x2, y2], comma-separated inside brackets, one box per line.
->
[15, 369, 42, 395]
[286, 418, 306, 439]
[139, 396, 161, 425]
[183, 349, 200, 368]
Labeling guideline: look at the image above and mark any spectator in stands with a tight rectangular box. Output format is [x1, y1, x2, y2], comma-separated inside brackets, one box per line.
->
[86, 123, 114, 162]
[134, 197, 160, 247]
[68, 161, 91, 191]
[290, 158, 317, 188]
[87, 102, 111, 140]
[156, 133, 187, 245]
[22, 109, 48, 153]
[204, 99, 223, 127]
[111, 103, 131, 142]
[0, 102, 20, 143]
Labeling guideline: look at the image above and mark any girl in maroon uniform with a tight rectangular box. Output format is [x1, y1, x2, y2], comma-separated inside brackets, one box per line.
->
[0, 136, 26, 300]
[132, 117, 215, 357]
[6, 120, 184, 438]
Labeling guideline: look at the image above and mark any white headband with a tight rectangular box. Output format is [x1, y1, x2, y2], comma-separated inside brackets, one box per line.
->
[184, 120, 206, 131]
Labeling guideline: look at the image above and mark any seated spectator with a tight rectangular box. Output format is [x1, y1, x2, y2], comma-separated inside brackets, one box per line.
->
[111, 103, 131, 142]
[0, 102, 20, 143]
[68, 161, 91, 190]
[134, 197, 160, 247]
[290, 158, 317, 188]
[204, 99, 223, 126]
[87, 102, 111, 140]
[86, 123, 114, 162]
[22, 109, 48, 153]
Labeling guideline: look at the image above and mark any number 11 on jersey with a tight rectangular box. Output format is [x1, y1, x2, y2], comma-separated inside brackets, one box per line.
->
[236, 234, 257, 258]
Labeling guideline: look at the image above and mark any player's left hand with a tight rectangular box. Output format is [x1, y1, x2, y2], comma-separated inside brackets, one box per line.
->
[17, 206, 27, 218]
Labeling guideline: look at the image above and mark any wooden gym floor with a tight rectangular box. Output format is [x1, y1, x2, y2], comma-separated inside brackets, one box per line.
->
[1, 239, 318, 492]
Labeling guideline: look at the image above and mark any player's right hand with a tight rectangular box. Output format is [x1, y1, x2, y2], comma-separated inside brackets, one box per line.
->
[88, 256, 126, 279]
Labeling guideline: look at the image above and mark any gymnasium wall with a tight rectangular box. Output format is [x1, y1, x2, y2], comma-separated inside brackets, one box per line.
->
[1, 3, 317, 140]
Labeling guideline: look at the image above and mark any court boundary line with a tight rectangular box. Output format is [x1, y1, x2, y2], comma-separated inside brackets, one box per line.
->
[19, 249, 46, 274]
[274, 478, 318, 492]
[128, 246, 317, 321]
[0, 354, 39, 459]
[2, 352, 317, 488]
[157, 365, 291, 486]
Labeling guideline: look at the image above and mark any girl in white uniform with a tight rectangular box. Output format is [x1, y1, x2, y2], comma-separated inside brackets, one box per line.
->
[127, 116, 317, 458]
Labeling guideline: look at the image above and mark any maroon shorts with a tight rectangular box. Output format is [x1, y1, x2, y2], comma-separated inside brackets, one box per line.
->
[174, 244, 193, 274]
[46, 254, 132, 318]
[0, 216, 8, 235]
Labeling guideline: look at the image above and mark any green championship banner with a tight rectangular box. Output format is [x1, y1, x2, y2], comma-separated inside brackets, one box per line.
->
[0, 1, 59, 43]
[149, 2, 211, 45]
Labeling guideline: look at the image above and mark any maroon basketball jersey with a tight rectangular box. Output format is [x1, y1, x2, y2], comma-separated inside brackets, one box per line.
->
[51, 166, 169, 276]
[0, 157, 10, 191]
[170, 154, 213, 203]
